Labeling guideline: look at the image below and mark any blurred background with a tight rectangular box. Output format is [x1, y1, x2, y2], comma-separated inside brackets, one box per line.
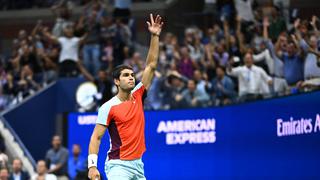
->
[0, 0, 320, 179]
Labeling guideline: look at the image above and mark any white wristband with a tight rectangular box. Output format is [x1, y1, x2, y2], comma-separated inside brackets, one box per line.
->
[88, 154, 98, 169]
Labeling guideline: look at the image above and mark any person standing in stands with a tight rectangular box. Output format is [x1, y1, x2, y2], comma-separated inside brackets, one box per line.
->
[227, 52, 273, 102]
[68, 144, 87, 180]
[45, 135, 69, 180]
[9, 158, 30, 180]
[42, 25, 87, 77]
[87, 14, 164, 180]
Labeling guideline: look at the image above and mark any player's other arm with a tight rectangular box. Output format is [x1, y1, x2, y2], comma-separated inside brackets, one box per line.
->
[88, 124, 107, 180]
[141, 14, 164, 90]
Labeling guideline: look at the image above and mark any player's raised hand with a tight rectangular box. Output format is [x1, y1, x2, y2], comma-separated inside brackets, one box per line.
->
[147, 13, 164, 36]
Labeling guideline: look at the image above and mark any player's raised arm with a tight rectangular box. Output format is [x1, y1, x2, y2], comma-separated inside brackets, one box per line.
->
[141, 14, 164, 90]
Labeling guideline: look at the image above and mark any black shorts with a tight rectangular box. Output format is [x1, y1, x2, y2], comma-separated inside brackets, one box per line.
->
[59, 60, 79, 77]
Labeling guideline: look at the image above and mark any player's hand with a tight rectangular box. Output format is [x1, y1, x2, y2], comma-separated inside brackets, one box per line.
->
[147, 14, 164, 36]
[88, 167, 100, 180]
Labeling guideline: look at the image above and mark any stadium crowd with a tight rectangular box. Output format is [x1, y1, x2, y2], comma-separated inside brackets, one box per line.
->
[0, 0, 319, 112]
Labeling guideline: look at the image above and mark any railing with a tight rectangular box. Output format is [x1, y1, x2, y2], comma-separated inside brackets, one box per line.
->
[0, 117, 36, 176]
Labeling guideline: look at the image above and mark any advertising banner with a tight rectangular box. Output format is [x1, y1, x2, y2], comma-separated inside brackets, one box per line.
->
[68, 92, 320, 179]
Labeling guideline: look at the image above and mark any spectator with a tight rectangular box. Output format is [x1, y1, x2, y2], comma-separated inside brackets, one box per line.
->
[42, 25, 87, 78]
[9, 158, 30, 180]
[227, 52, 272, 102]
[18, 44, 42, 75]
[262, 16, 289, 96]
[37, 50, 58, 84]
[267, 8, 287, 41]
[51, 0, 74, 37]
[0, 168, 9, 180]
[180, 79, 210, 108]
[0, 151, 8, 169]
[17, 65, 42, 98]
[222, 19, 241, 60]
[267, 19, 304, 88]
[234, 0, 255, 23]
[100, 37, 114, 69]
[113, 0, 132, 24]
[193, 69, 209, 99]
[68, 144, 87, 180]
[278, 37, 304, 86]
[213, 43, 230, 67]
[185, 27, 205, 66]
[107, 18, 133, 66]
[161, 32, 175, 62]
[203, 0, 219, 21]
[78, 1, 107, 75]
[299, 16, 320, 81]
[160, 71, 186, 109]
[144, 71, 163, 110]
[32, 160, 57, 180]
[45, 135, 69, 180]
[1, 2, 320, 111]
[176, 47, 195, 79]
[209, 66, 236, 105]
[3, 71, 19, 99]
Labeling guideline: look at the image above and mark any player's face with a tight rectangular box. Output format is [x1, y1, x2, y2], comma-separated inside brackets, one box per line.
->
[117, 69, 135, 91]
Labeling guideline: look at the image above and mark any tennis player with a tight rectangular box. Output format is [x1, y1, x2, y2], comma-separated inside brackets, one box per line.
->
[88, 13, 164, 180]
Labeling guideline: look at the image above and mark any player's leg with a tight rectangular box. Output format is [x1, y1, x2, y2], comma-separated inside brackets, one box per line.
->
[107, 174, 132, 180]
[133, 159, 146, 180]
[105, 160, 135, 180]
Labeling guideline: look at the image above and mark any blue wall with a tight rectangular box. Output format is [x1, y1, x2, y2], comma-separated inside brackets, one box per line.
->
[68, 92, 320, 179]
[3, 78, 85, 161]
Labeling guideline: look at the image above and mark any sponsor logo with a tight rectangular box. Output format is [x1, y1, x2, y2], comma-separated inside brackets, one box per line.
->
[157, 118, 216, 145]
[77, 115, 97, 125]
[277, 114, 320, 137]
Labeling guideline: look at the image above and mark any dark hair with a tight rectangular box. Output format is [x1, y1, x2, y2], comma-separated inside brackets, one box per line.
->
[112, 64, 134, 80]
[216, 65, 226, 72]
[188, 78, 197, 85]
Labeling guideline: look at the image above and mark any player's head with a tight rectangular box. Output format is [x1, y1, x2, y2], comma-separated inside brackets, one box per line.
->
[112, 64, 135, 92]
